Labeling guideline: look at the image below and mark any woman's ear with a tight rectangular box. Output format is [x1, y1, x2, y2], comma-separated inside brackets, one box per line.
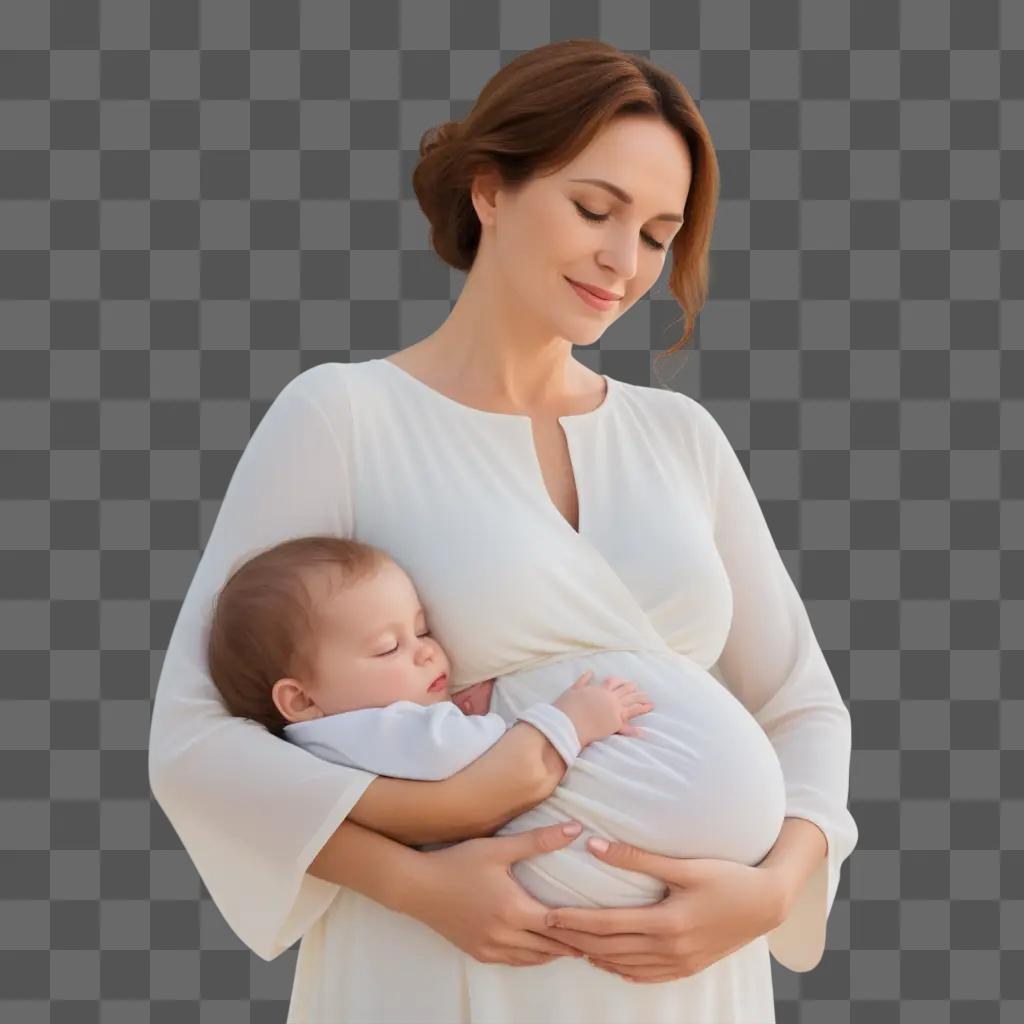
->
[469, 166, 503, 228]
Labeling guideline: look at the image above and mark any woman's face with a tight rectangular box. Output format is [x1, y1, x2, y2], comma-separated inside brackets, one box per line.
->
[272, 559, 452, 722]
[483, 114, 692, 347]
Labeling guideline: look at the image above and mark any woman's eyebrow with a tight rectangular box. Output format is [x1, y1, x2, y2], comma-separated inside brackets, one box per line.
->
[568, 177, 684, 223]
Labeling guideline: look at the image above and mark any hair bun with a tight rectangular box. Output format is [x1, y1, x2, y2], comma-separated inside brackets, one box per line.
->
[422, 119, 462, 156]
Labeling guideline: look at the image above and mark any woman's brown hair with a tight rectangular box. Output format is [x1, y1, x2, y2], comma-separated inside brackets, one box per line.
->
[411, 38, 720, 367]
[206, 536, 388, 737]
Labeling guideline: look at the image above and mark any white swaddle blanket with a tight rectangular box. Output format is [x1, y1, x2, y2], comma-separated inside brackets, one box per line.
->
[285, 645, 788, 911]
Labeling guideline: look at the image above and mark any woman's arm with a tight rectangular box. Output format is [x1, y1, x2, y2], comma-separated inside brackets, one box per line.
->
[149, 366, 389, 962]
[307, 816, 424, 911]
[347, 720, 567, 845]
[686, 393, 859, 973]
[310, 815, 592, 970]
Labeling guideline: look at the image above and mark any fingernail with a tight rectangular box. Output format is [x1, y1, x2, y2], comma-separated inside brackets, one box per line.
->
[588, 837, 609, 853]
[562, 821, 582, 836]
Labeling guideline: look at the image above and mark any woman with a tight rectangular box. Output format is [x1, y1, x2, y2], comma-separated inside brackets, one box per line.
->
[148, 39, 858, 1023]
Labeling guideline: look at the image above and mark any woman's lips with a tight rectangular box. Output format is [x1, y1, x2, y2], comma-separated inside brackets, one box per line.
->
[566, 277, 620, 311]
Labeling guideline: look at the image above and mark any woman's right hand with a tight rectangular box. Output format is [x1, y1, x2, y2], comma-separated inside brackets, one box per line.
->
[404, 821, 589, 966]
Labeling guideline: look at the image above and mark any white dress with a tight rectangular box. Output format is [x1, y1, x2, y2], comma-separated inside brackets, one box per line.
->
[148, 357, 859, 1024]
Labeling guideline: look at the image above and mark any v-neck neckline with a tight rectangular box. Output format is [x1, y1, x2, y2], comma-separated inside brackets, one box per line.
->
[365, 357, 674, 659]
[375, 356, 618, 425]
[374, 356, 619, 538]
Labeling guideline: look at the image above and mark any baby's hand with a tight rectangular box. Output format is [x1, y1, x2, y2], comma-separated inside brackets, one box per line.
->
[552, 671, 654, 747]
[452, 678, 495, 716]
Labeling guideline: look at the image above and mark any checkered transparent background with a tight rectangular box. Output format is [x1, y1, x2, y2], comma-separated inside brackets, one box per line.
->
[2, 0, 1023, 1021]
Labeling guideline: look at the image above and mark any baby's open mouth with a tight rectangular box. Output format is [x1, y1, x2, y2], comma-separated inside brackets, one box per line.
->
[427, 673, 448, 692]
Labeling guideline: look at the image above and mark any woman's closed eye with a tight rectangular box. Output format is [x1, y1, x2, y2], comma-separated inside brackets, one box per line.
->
[377, 631, 431, 656]
[572, 200, 666, 252]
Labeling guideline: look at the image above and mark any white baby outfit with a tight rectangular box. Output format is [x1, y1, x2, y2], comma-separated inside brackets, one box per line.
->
[283, 699, 582, 782]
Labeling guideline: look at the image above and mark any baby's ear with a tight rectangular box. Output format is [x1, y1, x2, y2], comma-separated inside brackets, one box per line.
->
[271, 677, 312, 720]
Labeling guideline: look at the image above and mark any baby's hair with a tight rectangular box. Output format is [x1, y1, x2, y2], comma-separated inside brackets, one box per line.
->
[206, 535, 389, 737]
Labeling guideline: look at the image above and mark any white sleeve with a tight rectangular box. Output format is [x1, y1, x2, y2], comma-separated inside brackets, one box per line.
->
[284, 702, 510, 781]
[147, 364, 380, 963]
[693, 398, 859, 974]
[515, 703, 582, 769]
[286, 700, 582, 779]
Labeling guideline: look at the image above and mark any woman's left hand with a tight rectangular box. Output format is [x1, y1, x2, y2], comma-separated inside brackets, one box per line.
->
[535, 838, 788, 984]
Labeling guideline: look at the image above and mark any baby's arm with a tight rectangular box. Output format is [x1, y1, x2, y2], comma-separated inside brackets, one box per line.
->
[284, 699, 591, 782]
[284, 702, 508, 781]
[454, 671, 655, 750]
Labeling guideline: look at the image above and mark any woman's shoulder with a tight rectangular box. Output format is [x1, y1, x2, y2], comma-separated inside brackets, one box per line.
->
[612, 377, 731, 499]
[278, 359, 359, 406]
[273, 360, 390, 431]
[616, 375, 726, 448]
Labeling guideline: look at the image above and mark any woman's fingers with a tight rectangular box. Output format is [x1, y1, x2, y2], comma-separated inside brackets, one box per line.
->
[539, 923, 669, 955]
[586, 958, 635, 979]
[585, 952, 670, 966]
[586, 958, 682, 982]
[517, 915, 587, 959]
[509, 947, 583, 966]
[509, 931, 584, 958]
[543, 902, 678, 938]
[518, 914, 578, 956]
[509, 952, 559, 966]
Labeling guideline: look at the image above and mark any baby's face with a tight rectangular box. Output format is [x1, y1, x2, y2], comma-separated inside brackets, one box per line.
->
[273, 559, 451, 721]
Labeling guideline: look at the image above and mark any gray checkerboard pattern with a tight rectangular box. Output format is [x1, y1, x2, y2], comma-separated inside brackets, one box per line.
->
[2, 0, 1021, 1021]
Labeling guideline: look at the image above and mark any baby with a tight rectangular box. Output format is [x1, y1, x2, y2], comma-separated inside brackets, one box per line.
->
[206, 534, 654, 810]
[208, 534, 789, 911]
